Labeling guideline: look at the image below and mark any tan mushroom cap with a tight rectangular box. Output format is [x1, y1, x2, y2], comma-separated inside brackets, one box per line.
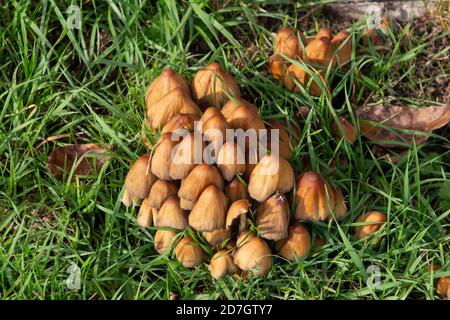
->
[154, 229, 177, 254]
[234, 232, 272, 277]
[147, 179, 178, 209]
[274, 27, 300, 59]
[226, 199, 251, 234]
[189, 185, 228, 232]
[154, 195, 187, 230]
[275, 223, 311, 260]
[225, 177, 249, 203]
[175, 236, 204, 268]
[122, 153, 157, 207]
[354, 211, 387, 239]
[436, 276, 450, 299]
[256, 193, 290, 241]
[217, 142, 247, 181]
[209, 249, 239, 279]
[136, 198, 154, 227]
[202, 228, 231, 247]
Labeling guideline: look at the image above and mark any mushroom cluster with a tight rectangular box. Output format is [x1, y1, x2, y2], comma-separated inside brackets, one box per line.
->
[270, 27, 352, 96]
[121, 60, 388, 280]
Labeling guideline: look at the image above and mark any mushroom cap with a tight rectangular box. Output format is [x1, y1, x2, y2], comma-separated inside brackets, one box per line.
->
[154, 195, 187, 230]
[189, 185, 228, 232]
[178, 164, 224, 209]
[221, 98, 264, 132]
[256, 193, 290, 241]
[217, 142, 247, 181]
[136, 198, 154, 227]
[315, 28, 332, 40]
[305, 37, 336, 68]
[202, 228, 231, 247]
[123, 153, 156, 207]
[266, 119, 300, 159]
[295, 171, 346, 221]
[147, 87, 201, 130]
[154, 229, 177, 254]
[191, 62, 240, 109]
[274, 27, 300, 59]
[147, 179, 178, 209]
[150, 133, 179, 180]
[145, 68, 190, 114]
[283, 63, 308, 92]
[161, 113, 199, 135]
[331, 31, 352, 66]
[175, 236, 204, 268]
[248, 154, 295, 203]
[234, 233, 272, 277]
[331, 117, 356, 143]
[225, 178, 249, 203]
[355, 211, 387, 239]
[226, 199, 251, 233]
[269, 54, 286, 80]
[275, 223, 311, 260]
[436, 276, 450, 299]
[209, 249, 239, 279]
[169, 131, 205, 180]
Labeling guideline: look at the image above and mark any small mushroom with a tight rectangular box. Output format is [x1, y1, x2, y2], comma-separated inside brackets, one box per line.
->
[269, 54, 286, 80]
[225, 178, 249, 203]
[175, 236, 204, 268]
[154, 195, 187, 230]
[248, 154, 295, 203]
[255, 193, 290, 241]
[189, 185, 228, 232]
[234, 231, 272, 277]
[217, 142, 247, 181]
[274, 27, 300, 59]
[147, 179, 178, 209]
[436, 276, 450, 299]
[226, 199, 251, 235]
[202, 228, 231, 247]
[275, 223, 311, 260]
[122, 153, 157, 207]
[354, 211, 386, 239]
[154, 229, 177, 254]
[169, 131, 205, 180]
[136, 198, 154, 227]
[209, 249, 239, 279]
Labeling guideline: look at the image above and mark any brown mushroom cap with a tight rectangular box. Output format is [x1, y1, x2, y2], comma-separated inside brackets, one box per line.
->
[202, 228, 231, 247]
[217, 142, 247, 181]
[226, 199, 251, 234]
[175, 236, 204, 268]
[331, 117, 356, 143]
[209, 249, 239, 279]
[169, 131, 205, 180]
[150, 133, 179, 180]
[191, 62, 241, 109]
[436, 276, 450, 299]
[275, 223, 311, 260]
[256, 193, 290, 241]
[145, 68, 190, 114]
[269, 54, 286, 80]
[234, 232, 272, 277]
[225, 178, 249, 203]
[274, 27, 300, 59]
[161, 113, 199, 135]
[189, 185, 228, 232]
[154, 229, 177, 254]
[136, 198, 154, 227]
[154, 195, 188, 230]
[331, 31, 352, 66]
[122, 153, 156, 207]
[354, 211, 387, 239]
[248, 154, 295, 203]
[294, 171, 346, 221]
[147, 179, 178, 209]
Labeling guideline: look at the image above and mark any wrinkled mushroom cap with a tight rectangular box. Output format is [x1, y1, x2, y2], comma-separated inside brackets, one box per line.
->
[256, 193, 290, 241]
[275, 223, 311, 260]
[175, 236, 204, 268]
[209, 249, 239, 279]
[154, 229, 177, 254]
[189, 185, 228, 232]
[123, 153, 156, 207]
[234, 232, 272, 277]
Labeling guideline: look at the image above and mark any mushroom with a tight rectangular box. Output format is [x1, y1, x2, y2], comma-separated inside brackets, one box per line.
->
[274, 27, 300, 59]
[145, 68, 190, 114]
[153, 195, 187, 230]
[275, 223, 311, 260]
[221, 98, 265, 132]
[191, 62, 240, 109]
[226, 199, 251, 235]
[150, 133, 179, 180]
[436, 276, 450, 299]
[225, 177, 249, 203]
[154, 229, 177, 254]
[122, 153, 157, 207]
[354, 211, 386, 239]
[189, 185, 228, 232]
[161, 113, 199, 135]
[202, 228, 231, 247]
[136, 198, 154, 227]
[315, 28, 332, 40]
[175, 236, 204, 268]
[269, 54, 286, 80]
[178, 164, 224, 210]
[199, 107, 230, 158]
[331, 31, 352, 66]
[266, 119, 300, 159]
[147, 179, 178, 209]
[216, 142, 247, 181]
[169, 131, 205, 180]
[255, 193, 290, 241]
[283, 63, 308, 92]
[234, 231, 272, 277]
[147, 87, 201, 130]
[248, 154, 295, 203]
[294, 171, 347, 221]
[209, 249, 239, 279]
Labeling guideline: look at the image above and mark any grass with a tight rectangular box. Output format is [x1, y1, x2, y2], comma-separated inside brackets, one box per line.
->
[0, 0, 449, 300]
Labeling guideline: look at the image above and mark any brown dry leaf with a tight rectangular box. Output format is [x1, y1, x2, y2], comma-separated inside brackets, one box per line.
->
[47, 144, 110, 180]
[355, 105, 450, 147]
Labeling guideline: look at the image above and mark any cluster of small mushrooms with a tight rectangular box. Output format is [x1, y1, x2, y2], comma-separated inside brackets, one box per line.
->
[119, 24, 447, 298]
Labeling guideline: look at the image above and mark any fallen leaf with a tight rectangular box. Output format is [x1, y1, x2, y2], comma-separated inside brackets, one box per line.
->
[332, 117, 356, 143]
[355, 105, 450, 147]
[47, 144, 110, 180]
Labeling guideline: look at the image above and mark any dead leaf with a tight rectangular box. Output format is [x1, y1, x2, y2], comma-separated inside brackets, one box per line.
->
[332, 117, 356, 143]
[355, 105, 450, 147]
[47, 144, 110, 180]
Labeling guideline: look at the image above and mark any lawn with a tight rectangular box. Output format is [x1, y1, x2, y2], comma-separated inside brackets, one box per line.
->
[0, 0, 449, 300]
